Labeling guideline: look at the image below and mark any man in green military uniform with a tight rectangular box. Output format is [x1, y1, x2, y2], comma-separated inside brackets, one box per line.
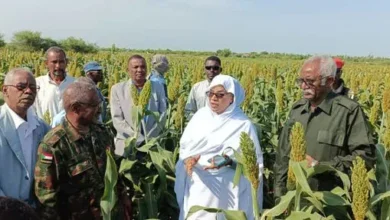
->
[34, 81, 131, 220]
[274, 55, 375, 200]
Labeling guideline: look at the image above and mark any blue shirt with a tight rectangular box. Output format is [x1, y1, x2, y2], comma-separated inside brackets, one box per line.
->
[51, 88, 106, 127]
[148, 70, 167, 100]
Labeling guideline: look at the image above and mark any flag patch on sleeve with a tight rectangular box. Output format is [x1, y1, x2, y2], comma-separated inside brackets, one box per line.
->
[41, 152, 53, 164]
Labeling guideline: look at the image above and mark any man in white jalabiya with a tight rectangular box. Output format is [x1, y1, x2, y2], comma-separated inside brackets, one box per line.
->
[175, 74, 264, 220]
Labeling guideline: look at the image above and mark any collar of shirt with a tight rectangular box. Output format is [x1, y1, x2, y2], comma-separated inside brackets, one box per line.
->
[63, 117, 83, 142]
[96, 88, 105, 102]
[5, 103, 39, 130]
[129, 79, 146, 93]
[63, 117, 103, 142]
[45, 72, 69, 85]
[300, 92, 336, 115]
[149, 71, 166, 85]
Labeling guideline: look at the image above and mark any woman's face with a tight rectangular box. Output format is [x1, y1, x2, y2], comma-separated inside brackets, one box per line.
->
[208, 85, 234, 114]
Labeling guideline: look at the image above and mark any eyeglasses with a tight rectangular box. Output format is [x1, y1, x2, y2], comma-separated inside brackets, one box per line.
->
[206, 91, 229, 99]
[295, 76, 328, 87]
[4, 83, 40, 93]
[205, 66, 221, 71]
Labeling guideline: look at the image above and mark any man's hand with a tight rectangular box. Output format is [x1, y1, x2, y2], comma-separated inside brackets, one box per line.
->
[306, 154, 318, 168]
[184, 155, 200, 176]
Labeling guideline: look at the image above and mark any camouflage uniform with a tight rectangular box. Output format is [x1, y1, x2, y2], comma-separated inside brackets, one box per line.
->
[274, 92, 376, 200]
[34, 119, 120, 220]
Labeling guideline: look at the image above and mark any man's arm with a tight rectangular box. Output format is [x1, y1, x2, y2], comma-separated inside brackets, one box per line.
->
[157, 83, 167, 130]
[184, 86, 197, 119]
[323, 106, 376, 172]
[110, 86, 134, 139]
[33, 94, 43, 119]
[34, 143, 60, 220]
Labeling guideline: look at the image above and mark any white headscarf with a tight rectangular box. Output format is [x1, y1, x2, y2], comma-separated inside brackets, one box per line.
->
[175, 75, 263, 215]
[178, 74, 248, 159]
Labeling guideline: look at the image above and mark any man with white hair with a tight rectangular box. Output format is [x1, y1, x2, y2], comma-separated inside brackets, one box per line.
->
[148, 54, 169, 97]
[274, 55, 375, 201]
[0, 68, 50, 206]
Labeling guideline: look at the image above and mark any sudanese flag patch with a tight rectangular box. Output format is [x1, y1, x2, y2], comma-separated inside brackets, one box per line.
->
[41, 152, 53, 164]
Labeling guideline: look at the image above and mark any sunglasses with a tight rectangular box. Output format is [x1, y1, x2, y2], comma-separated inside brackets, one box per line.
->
[4, 83, 40, 93]
[205, 66, 221, 71]
[206, 91, 229, 99]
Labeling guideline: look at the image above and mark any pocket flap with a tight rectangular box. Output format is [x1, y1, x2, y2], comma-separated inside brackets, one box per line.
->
[68, 160, 93, 176]
[317, 130, 345, 147]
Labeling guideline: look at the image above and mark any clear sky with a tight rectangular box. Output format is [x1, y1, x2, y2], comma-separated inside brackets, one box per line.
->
[1, 0, 389, 57]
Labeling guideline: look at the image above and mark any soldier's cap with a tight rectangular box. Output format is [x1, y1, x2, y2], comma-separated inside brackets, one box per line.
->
[333, 57, 344, 69]
[83, 61, 103, 73]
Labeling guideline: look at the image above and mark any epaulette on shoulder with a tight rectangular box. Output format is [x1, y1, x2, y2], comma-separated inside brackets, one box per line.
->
[42, 126, 67, 148]
[292, 99, 307, 109]
[334, 95, 359, 111]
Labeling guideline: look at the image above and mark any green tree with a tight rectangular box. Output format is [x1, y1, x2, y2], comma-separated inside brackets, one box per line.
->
[216, 48, 232, 57]
[59, 37, 98, 53]
[9, 30, 43, 51]
[40, 37, 59, 51]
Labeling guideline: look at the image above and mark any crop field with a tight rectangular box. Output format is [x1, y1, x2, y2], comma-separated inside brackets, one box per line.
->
[1, 49, 389, 219]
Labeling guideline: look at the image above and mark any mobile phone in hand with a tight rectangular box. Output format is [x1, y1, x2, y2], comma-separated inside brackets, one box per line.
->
[207, 155, 229, 167]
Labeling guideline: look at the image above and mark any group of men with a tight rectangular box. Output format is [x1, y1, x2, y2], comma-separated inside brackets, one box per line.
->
[0, 45, 376, 219]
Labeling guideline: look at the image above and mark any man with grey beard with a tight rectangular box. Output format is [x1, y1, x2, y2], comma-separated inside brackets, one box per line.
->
[33, 46, 75, 121]
[274, 55, 375, 206]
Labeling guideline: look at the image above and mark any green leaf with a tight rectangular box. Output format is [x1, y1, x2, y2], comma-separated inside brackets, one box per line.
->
[369, 191, 390, 207]
[303, 197, 324, 214]
[375, 144, 389, 193]
[137, 140, 157, 153]
[330, 187, 347, 197]
[261, 191, 295, 219]
[131, 106, 142, 132]
[365, 210, 376, 220]
[286, 211, 325, 220]
[185, 205, 247, 220]
[313, 191, 349, 206]
[119, 159, 138, 174]
[380, 197, 390, 220]
[135, 198, 148, 220]
[100, 150, 118, 220]
[143, 182, 158, 218]
[291, 162, 314, 197]
[233, 163, 243, 188]
[153, 163, 167, 200]
[124, 136, 137, 158]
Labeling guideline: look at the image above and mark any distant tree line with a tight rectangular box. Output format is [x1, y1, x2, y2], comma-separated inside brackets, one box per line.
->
[0, 30, 389, 62]
[0, 30, 98, 53]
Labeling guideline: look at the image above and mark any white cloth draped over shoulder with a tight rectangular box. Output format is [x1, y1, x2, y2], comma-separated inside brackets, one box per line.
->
[175, 74, 264, 220]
